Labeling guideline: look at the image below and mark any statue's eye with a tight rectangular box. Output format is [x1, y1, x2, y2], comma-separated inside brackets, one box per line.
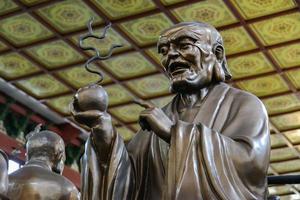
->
[159, 46, 169, 55]
[179, 43, 191, 50]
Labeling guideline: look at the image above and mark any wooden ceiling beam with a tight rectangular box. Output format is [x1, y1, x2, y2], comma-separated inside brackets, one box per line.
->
[0, 36, 76, 95]
[230, 65, 300, 83]
[0, 0, 62, 19]
[152, 0, 179, 23]
[224, 0, 300, 104]
[84, 0, 166, 95]
[269, 108, 300, 118]
[15, 0, 146, 113]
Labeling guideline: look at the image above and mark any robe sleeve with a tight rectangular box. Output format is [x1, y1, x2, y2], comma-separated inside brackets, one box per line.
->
[80, 131, 134, 200]
[167, 92, 270, 200]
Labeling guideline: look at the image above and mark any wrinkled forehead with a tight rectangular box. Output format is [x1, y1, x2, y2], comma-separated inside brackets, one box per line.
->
[158, 25, 211, 45]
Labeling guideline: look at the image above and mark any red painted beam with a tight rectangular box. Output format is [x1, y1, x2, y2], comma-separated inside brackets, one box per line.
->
[48, 123, 81, 146]
[62, 167, 81, 189]
[0, 92, 82, 147]
[0, 132, 26, 162]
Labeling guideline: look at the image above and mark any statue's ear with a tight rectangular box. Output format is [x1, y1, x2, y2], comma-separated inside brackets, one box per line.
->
[212, 44, 226, 82]
[213, 44, 224, 63]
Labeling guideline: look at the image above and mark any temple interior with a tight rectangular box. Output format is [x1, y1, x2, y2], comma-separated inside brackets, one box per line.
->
[0, 0, 300, 199]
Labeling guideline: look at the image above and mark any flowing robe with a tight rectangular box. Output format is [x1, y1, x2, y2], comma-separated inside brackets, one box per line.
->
[81, 83, 270, 200]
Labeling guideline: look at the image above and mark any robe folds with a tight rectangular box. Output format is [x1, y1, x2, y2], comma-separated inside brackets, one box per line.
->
[81, 83, 270, 200]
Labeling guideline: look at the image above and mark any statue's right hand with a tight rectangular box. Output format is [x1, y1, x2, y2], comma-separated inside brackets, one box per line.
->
[73, 110, 115, 156]
[72, 110, 103, 128]
[72, 110, 113, 137]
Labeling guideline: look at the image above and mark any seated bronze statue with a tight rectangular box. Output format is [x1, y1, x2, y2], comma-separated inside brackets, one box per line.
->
[0, 149, 8, 200]
[72, 22, 270, 199]
[7, 129, 80, 200]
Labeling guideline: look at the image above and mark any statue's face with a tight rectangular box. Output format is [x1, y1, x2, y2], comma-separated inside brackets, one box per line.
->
[158, 27, 213, 93]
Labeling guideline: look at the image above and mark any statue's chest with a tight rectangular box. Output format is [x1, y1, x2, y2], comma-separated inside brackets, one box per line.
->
[178, 106, 201, 123]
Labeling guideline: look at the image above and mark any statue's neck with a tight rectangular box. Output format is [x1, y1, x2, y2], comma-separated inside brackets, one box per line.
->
[179, 87, 209, 108]
[26, 158, 52, 171]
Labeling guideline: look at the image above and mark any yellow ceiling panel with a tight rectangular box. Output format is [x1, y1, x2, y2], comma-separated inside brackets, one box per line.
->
[116, 126, 135, 142]
[104, 84, 133, 106]
[262, 94, 300, 115]
[271, 111, 300, 131]
[119, 13, 173, 46]
[268, 185, 292, 196]
[295, 145, 300, 153]
[101, 52, 157, 80]
[284, 129, 300, 145]
[270, 134, 286, 148]
[271, 159, 300, 173]
[71, 28, 131, 56]
[285, 69, 300, 89]
[126, 74, 170, 98]
[130, 123, 140, 132]
[270, 147, 297, 162]
[56, 65, 112, 89]
[109, 103, 144, 123]
[267, 167, 274, 175]
[270, 43, 300, 69]
[0, 41, 8, 52]
[145, 47, 162, 65]
[230, 0, 297, 20]
[150, 95, 174, 108]
[46, 95, 73, 115]
[36, 0, 103, 33]
[237, 75, 289, 97]
[250, 12, 300, 46]
[15, 75, 69, 98]
[220, 26, 257, 55]
[161, 0, 185, 5]
[26, 40, 84, 69]
[0, 0, 19, 15]
[0, 52, 40, 79]
[172, 0, 238, 28]
[91, 0, 155, 20]
[228, 52, 274, 79]
[0, 13, 54, 46]
[20, 0, 49, 6]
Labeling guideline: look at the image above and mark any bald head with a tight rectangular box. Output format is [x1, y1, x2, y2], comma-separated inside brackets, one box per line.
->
[26, 130, 65, 174]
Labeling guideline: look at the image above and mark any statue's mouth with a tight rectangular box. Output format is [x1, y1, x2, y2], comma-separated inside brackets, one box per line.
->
[168, 62, 190, 77]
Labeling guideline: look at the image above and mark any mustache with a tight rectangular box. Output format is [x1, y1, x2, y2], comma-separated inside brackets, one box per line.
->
[166, 61, 190, 72]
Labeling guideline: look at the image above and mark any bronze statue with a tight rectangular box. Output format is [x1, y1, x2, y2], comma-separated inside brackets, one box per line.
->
[0, 149, 8, 199]
[7, 127, 80, 200]
[72, 22, 270, 199]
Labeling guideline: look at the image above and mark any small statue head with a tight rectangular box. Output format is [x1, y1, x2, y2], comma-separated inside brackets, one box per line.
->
[72, 84, 108, 113]
[26, 129, 66, 174]
[158, 22, 232, 94]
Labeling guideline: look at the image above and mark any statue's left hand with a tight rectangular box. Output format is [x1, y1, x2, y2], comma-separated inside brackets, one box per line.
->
[135, 100, 173, 143]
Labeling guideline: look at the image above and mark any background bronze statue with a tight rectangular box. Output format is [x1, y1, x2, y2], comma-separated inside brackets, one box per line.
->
[0, 149, 8, 200]
[72, 22, 270, 200]
[7, 127, 80, 200]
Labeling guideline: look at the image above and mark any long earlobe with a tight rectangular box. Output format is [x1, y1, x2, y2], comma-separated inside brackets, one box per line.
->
[213, 61, 225, 82]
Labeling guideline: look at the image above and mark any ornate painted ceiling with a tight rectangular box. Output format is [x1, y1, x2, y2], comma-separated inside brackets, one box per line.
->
[0, 0, 300, 198]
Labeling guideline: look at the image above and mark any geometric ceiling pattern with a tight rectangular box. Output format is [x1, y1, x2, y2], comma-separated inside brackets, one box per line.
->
[0, 0, 299, 198]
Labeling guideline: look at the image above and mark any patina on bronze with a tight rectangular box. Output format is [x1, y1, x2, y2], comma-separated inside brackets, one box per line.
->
[0, 149, 8, 200]
[7, 127, 80, 200]
[72, 22, 270, 200]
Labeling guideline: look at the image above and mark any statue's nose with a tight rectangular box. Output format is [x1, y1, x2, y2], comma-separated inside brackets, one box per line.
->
[167, 46, 179, 59]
